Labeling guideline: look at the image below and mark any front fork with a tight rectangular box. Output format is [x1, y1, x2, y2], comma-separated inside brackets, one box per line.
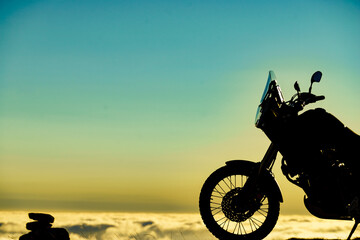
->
[258, 143, 279, 176]
[244, 143, 279, 194]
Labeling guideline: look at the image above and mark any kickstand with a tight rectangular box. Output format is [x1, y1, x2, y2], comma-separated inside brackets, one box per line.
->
[347, 219, 359, 240]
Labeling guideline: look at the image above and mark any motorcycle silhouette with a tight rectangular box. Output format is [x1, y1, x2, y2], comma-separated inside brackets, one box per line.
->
[199, 71, 360, 240]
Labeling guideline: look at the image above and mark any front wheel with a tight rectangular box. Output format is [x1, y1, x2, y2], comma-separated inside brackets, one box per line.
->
[199, 164, 280, 240]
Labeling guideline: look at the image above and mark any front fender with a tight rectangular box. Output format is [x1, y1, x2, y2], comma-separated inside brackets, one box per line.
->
[225, 160, 283, 203]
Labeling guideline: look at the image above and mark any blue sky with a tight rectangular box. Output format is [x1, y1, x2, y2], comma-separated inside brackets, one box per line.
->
[0, 0, 359, 212]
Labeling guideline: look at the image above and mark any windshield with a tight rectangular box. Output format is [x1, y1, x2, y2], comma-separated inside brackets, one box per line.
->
[260, 70, 276, 103]
[255, 71, 277, 125]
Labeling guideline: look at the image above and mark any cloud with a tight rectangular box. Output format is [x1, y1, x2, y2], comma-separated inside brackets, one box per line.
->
[0, 212, 215, 240]
[135, 221, 154, 227]
[0, 211, 359, 240]
[0, 222, 26, 236]
[64, 223, 115, 239]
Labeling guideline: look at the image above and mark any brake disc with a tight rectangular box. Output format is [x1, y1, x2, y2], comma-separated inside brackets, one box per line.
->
[221, 187, 258, 222]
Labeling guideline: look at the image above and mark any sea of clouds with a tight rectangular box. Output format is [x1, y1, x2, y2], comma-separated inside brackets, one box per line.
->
[0, 211, 359, 240]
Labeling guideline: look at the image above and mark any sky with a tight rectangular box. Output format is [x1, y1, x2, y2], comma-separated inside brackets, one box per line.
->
[0, 0, 359, 214]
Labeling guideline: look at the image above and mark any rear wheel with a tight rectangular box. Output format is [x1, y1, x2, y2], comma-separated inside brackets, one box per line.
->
[199, 165, 280, 240]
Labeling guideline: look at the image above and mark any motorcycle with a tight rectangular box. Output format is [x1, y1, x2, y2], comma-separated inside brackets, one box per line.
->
[199, 71, 360, 240]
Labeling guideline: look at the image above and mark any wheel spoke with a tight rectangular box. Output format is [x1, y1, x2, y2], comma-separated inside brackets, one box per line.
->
[258, 208, 268, 214]
[241, 175, 248, 187]
[222, 178, 232, 191]
[240, 222, 247, 234]
[225, 218, 231, 231]
[216, 216, 227, 225]
[216, 184, 227, 195]
[210, 205, 221, 211]
[257, 209, 268, 218]
[211, 195, 223, 199]
[213, 187, 225, 197]
[251, 216, 264, 225]
[212, 208, 223, 216]
[233, 222, 239, 234]
[249, 218, 254, 232]
[227, 176, 236, 189]
[252, 217, 262, 228]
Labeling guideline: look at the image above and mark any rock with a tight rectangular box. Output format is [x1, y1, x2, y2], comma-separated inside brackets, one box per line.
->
[19, 213, 70, 240]
[26, 221, 52, 231]
[28, 213, 55, 223]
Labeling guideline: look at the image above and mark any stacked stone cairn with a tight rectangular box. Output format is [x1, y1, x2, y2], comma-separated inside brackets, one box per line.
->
[19, 213, 70, 240]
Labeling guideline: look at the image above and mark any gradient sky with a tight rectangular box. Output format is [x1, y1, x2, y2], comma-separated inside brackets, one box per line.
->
[0, 0, 359, 213]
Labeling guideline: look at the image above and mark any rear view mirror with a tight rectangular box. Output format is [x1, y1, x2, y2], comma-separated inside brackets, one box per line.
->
[311, 71, 322, 83]
[309, 71, 322, 93]
[294, 81, 301, 93]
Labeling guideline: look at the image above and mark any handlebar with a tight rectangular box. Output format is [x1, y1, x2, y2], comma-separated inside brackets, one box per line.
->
[314, 95, 325, 101]
[290, 93, 325, 111]
[307, 94, 325, 104]
[288, 77, 325, 112]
